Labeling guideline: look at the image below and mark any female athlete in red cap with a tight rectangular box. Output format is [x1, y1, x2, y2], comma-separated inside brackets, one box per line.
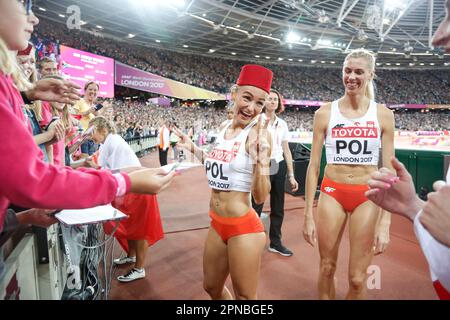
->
[303, 49, 395, 299]
[174, 64, 273, 300]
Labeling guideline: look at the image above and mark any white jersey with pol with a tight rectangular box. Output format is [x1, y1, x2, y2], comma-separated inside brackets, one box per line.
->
[325, 99, 381, 166]
[204, 120, 255, 192]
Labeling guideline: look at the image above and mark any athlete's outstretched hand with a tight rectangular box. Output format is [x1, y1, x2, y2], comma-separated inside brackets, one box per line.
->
[173, 127, 194, 153]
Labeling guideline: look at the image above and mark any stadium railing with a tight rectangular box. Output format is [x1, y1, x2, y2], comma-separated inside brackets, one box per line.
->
[124, 135, 159, 153]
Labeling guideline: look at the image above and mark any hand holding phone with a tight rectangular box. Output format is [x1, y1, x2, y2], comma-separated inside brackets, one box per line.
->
[94, 103, 104, 111]
[167, 162, 181, 173]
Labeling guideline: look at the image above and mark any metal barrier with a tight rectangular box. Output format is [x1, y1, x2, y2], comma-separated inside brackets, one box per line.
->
[124, 136, 159, 154]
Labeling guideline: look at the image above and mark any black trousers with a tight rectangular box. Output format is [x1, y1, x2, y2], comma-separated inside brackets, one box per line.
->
[252, 159, 287, 247]
[159, 147, 168, 166]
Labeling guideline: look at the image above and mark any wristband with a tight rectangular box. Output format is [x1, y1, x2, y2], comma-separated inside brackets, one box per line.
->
[20, 91, 33, 105]
[113, 173, 131, 197]
[121, 173, 131, 194]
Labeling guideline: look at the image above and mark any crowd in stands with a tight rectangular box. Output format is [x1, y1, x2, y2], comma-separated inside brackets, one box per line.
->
[32, 19, 450, 105]
[98, 99, 448, 135]
[393, 109, 450, 131]
[27, 18, 449, 136]
[104, 100, 228, 139]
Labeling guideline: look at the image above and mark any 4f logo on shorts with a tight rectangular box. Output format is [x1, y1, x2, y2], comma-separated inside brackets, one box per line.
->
[324, 187, 336, 193]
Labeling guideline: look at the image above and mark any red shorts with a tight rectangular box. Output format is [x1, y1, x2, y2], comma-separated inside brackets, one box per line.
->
[320, 177, 370, 213]
[209, 209, 264, 244]
[104, 193, 164, 253]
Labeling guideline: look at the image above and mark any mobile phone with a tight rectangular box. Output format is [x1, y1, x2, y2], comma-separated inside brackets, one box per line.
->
[167, 162, 181, 173]
[94, 103, 104, 111]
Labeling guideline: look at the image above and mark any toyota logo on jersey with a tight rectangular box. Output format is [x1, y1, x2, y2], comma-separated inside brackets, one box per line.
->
[208, 142, 240, 163]
[331, 126, 378, 138]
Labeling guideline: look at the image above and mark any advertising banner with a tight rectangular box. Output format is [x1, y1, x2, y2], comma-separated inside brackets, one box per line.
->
[115, 62, 225, 100]
[60, 45, 114, 98]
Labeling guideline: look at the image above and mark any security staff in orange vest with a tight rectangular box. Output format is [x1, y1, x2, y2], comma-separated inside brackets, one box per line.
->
[158, 120, 170, 166]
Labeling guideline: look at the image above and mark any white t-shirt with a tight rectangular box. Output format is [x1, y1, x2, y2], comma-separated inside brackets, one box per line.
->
[413, 168, 450, 291]
[98, 134, 141, 170]
[268, 116, 289, 163]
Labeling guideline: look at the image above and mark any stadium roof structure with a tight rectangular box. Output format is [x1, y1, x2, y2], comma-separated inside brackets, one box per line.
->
[36, 0, 450, 69]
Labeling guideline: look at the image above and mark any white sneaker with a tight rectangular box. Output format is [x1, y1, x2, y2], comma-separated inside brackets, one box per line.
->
[117, 268, 146, 283]
[113, 256, 136, 265]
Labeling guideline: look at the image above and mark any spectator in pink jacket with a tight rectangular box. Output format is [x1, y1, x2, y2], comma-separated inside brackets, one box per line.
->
[0, 0, 176, 280]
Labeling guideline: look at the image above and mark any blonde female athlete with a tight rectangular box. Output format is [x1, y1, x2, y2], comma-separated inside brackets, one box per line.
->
[303, 49, 394, 300]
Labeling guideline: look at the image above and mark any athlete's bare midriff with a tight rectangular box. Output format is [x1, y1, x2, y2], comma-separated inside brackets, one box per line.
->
[324, 163, 378, 185]
[209, 189, 252, 217]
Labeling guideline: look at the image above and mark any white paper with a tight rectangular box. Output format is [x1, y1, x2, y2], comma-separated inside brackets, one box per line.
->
[70, 157, 91, 166]
[161, 162, 203, 173]
[55, 204, 127, 226]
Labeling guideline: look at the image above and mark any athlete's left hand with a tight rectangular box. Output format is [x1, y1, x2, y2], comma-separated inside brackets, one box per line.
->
[373, 222, 390, 255]
[249, 115, 271, 168]
[173, 127, 194, 153]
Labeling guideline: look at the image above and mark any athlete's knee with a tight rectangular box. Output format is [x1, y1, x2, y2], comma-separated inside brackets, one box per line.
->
[348, 273, 366, 292]
[234, 290, 257, 300]
[320, 259, 337, 278]
[203, 280, 223, 299]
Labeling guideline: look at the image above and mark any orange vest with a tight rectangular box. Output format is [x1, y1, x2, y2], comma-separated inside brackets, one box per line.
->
[159, 126, 165, 149]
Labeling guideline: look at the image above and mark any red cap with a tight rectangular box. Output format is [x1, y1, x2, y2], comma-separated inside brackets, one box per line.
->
[236, 64, 273, 94]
